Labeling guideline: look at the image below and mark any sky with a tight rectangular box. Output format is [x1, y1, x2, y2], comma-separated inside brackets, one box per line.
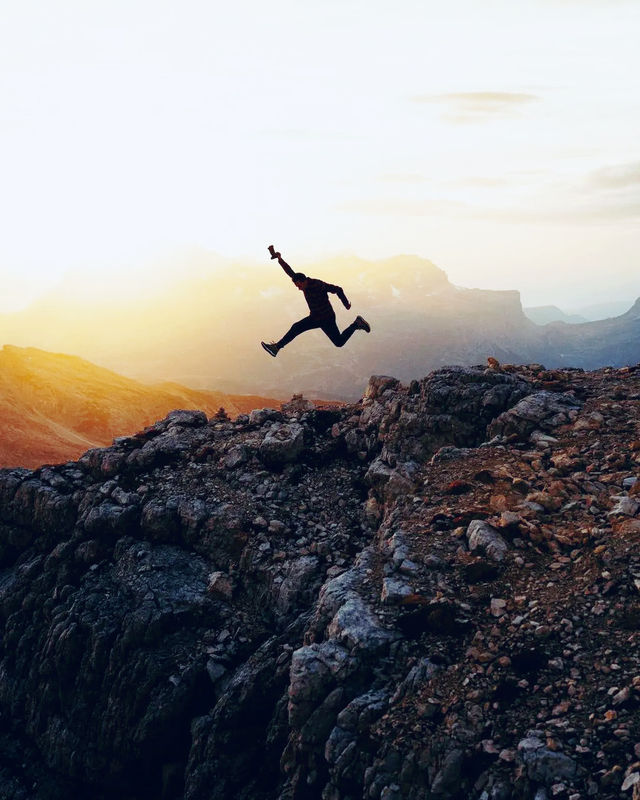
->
[1, 0, 639, 312]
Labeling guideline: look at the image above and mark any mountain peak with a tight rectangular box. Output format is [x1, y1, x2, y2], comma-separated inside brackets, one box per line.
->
[624, 296, 640, 318]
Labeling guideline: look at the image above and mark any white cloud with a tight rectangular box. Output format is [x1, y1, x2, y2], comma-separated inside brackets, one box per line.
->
[589, 162, 640, 189]
[412, 92, 540, 123]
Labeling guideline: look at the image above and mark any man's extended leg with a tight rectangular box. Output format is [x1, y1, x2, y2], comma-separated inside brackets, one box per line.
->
[320, 317, 361, 348]
[277, 316, 321, 350]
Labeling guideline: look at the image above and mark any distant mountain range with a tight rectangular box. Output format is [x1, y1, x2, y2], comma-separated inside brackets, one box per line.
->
[523, 305, 588, 325]
[565, 299, 633, 321]
[0, 345, 281, 468]
[1, 253, 638, 400]
[523, 300, 634, 325]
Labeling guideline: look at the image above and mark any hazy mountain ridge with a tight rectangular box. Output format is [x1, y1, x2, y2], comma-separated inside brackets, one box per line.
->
[539, 297, 640, 368]
[0, 345, 283, 468]
[523, 305, 588, 325]
[1, 253, 638, 399]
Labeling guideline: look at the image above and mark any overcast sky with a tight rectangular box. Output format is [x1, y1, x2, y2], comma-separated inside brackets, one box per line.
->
[1, 0, 639, 310]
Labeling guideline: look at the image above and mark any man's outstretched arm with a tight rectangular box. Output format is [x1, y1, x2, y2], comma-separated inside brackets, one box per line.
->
[278, 255, 296, 280]
[326, 282, 351, 309]
[270, 248, 296, 280]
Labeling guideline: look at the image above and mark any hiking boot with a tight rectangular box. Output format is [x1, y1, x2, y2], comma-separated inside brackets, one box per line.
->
[355, 315, 371, 333]
[261, 341, 279, 357]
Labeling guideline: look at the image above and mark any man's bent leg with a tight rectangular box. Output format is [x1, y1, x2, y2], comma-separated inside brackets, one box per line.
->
[277, 316, 320, 349]
[320, 318, 359, 348]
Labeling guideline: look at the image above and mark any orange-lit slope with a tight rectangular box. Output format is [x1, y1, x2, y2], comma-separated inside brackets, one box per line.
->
[0, 345, 281, 469]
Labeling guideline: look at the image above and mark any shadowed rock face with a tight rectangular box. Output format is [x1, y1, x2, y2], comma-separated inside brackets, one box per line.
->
[1, 362, 640, 800]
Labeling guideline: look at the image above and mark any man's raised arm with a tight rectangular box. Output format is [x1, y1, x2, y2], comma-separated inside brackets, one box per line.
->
[278, 255, 296, 280]
[268, 245, 296, 280]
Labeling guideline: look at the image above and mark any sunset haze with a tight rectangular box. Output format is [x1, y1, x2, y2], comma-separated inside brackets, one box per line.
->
[1, 0, 639, 313]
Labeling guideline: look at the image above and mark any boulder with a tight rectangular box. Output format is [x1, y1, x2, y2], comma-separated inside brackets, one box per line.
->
[165, 409, 208, 427]
[208, 571, 233, 600]
[381, 576, 413, 604]
[363, 375, 399, 401]
[327, 595, 398, 653]
[259, 423, 305, 466]
[467, 520, 508, 562]
[518, 734, 578, 784]
[281, 394, 315, 414]
[365, 459, 415, 500]
[288, 642, 352, 728]
[487, 391, 582, 441]
[249, 408, 283, 426]
[274, 556, 321, 615]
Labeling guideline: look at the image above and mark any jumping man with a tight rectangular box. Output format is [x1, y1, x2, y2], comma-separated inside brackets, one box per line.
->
[261, 245, 371, 357]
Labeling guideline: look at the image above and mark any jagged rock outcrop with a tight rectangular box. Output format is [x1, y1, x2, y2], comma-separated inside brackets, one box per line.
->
[1, 362, 640, 800]
[0, 345, 284, 470]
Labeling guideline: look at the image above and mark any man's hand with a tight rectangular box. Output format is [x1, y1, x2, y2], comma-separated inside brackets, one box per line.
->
[344, 299, 351, 310]
[268, 245, 281, 260]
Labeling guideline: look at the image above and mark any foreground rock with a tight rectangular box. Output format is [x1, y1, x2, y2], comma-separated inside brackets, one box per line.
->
[1, 363, 639, 800]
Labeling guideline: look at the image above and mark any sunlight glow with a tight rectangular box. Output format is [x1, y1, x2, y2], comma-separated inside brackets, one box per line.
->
[1, 0, 639, 310]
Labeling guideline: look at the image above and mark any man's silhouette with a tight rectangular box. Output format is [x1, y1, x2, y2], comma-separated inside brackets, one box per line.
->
[261, 246, 371, 357]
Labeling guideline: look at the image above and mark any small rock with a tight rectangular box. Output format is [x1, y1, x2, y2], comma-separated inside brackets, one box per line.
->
[609, 496, 640, 517]
[491, 598, 507, 617]
[467, 520, 509, 562]
[612, 687, 631, 706]
[381, 576, 413, 604]
[622, 772, 640, 792]
[268, 519, 287, 534]
[208, 571, 233, 600]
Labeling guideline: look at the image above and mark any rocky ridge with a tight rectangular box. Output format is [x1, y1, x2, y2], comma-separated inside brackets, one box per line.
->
[0, 362, 639, 800]
[0, 345, 284, 469]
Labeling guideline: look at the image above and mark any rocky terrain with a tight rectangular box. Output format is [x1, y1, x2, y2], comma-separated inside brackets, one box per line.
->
[0, 362, 639, 800]
[0, 345, 281, 468]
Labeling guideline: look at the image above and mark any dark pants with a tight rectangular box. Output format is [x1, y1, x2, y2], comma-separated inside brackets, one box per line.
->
[277, 314, 359, 349]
